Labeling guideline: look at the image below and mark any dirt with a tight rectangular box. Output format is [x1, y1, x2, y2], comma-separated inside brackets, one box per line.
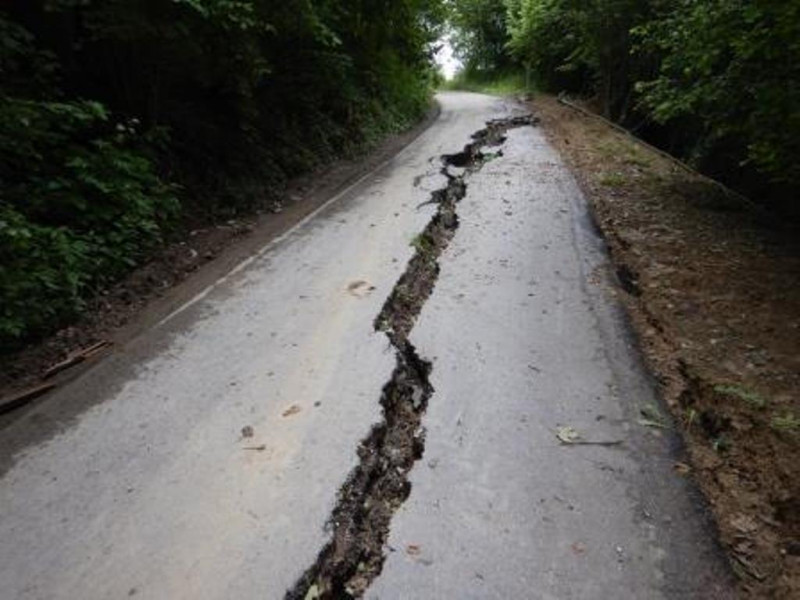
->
[0, 106, 441, 417]
[529, 94, 800, 598]
[286, 115, 536, 599]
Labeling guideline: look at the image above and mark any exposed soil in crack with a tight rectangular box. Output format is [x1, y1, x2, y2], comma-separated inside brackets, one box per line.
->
[285, 114, 536, 600]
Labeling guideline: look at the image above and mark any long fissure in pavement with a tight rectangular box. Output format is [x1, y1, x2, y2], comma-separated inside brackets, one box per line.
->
[285, 114, 536, 600]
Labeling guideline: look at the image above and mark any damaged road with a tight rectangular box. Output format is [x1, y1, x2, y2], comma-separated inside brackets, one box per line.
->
[0, 93, 733, 599]
[287, 116, 535, 599]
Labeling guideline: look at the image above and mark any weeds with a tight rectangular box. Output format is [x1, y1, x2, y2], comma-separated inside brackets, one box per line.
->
[441, 72, 530, 96]
[712, 435, 731, 453]
[684, 407, 698, 431]
[714, 384, 767, 409]
[771, 413, 800, 437]
[639, 404, 670, 429]
[600, 172, 627, 187]
[410, 234, 433, 255]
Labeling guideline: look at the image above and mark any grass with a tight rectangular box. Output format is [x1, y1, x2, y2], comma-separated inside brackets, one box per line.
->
[771, 412, 800, 437]
[599, 172, 627, 187]
[624, 151, 653, 169]
[410, 233, 433, 255]
[441, 72, 530, 97]
[714, 384, 767, 409]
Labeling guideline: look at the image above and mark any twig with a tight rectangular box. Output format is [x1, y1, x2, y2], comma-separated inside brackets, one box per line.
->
[44, 340, 112, 379]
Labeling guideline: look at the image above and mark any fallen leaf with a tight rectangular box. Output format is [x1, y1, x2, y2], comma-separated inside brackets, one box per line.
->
[673, 462, 692, 475]
[282, 404, 302, 418]
[406, 544, 421, 556]
[303, 583, 321, 600]
[346, 280, 374, 298]
[571, 541, 586, 555]
[556, 426, 581, 444]
[347, 280, 367, 291]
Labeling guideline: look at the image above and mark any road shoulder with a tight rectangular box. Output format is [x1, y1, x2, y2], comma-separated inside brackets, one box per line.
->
[0, 104, 441, 421]
[531, 94, 800, 599]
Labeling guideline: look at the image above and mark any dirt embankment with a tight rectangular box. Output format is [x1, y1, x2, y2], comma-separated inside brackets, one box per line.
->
[530, 95, 800, 598]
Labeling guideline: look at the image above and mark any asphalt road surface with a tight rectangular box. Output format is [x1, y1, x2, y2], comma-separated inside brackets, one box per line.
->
[0, 93, 733, 599]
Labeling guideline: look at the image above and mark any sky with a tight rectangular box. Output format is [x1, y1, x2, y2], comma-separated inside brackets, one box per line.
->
[435, 36, 461, 80]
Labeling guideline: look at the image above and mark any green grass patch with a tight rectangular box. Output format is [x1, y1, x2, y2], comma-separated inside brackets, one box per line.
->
[441, 71, 530, 96]
[771, 412, 800, 437]
[599, 172, 627, 187]
[714, 384, 767, 409]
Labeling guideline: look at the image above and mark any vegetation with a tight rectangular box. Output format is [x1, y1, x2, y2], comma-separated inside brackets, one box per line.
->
[0, 0, 445, 351]
[447, 0, 800, 205]
[440, 70, 527, 94]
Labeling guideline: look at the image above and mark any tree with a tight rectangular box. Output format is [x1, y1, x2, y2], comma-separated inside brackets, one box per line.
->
[0, 0, 447, 348]
[634, 0, 800, 188]
[449, 0, 514, 74]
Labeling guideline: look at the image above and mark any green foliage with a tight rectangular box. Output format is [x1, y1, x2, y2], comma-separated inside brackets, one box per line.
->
[1, 0, 445, 349]
[449, 0, 514, 74]
[634, 0, 800, 188]
[505, 0, 590, 92]
[504, 0, 657, 118]
[449, 0, 800, 201]
[442, 70, 528, 95]
[0, 96, 179, 348]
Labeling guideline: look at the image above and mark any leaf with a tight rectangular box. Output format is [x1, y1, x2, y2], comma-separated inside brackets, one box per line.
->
[282, 404, 302, 418]
[673, 462, 691, 476]
[303, 583, 321, 600]
[556, 426, 581, 444]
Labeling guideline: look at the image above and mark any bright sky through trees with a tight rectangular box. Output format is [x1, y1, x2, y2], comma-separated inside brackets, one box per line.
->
[435, 35, 461, 79]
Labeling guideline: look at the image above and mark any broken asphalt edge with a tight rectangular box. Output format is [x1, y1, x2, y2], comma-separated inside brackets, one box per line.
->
[285, 114, 538, 600]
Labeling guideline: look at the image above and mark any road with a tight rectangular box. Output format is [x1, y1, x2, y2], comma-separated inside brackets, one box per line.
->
[0, 93, 733, 599]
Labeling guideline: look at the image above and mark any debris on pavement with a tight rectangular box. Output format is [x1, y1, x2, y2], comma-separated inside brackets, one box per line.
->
[533, 93, 800, 598]
[282, 405, 302, 418]
[555, 426, 623, 447]
[44, 340, 113, 379]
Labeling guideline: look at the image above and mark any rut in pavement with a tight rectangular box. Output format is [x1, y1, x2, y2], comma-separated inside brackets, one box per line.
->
[285, 114, 537, 600]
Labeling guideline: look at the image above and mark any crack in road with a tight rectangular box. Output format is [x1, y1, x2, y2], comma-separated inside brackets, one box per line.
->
[285, 114, 536, 600]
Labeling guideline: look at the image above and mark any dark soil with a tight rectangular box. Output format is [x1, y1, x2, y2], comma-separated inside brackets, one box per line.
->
[530, 94, 800, 599]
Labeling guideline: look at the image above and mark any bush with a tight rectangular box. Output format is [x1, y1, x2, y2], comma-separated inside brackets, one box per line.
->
[634, 0, 800, 190]
[0, 97, 178, 349]
[0, 1, 445, 350]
